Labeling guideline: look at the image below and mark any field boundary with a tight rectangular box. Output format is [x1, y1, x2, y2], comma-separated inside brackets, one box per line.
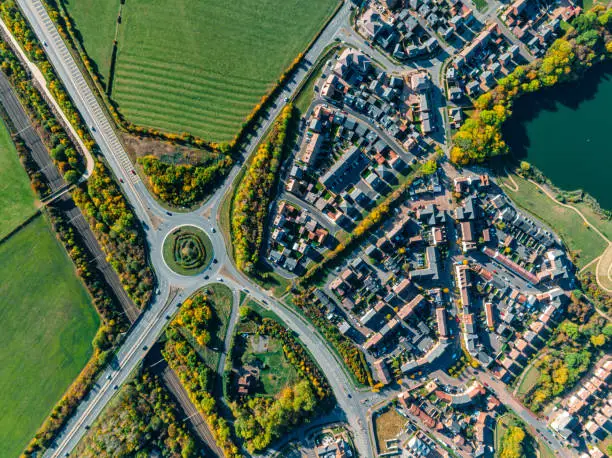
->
[0, 209, 41, 247]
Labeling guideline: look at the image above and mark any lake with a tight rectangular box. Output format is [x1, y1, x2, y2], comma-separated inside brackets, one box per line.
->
[502, 60, 612, 210]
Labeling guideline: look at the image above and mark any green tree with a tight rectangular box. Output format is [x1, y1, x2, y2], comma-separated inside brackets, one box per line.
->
[63, 169, 81, 185]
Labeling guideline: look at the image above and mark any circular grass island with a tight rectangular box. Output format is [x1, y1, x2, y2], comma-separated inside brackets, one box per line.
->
[162, 225, 213, 276]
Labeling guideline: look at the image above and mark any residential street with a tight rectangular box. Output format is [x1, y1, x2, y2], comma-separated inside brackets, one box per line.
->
[2, 0, 593, 457]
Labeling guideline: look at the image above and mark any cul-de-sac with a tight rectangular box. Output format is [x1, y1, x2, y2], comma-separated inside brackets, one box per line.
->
[0, 0, 611, 457]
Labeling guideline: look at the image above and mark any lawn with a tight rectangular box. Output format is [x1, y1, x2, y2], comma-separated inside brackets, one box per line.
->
[374, 408, 406, 452]
[247, 335, 298, 395]
[516, 364, 541, 399]
[472, 0, 488, 11]
[0, 118, 37, 239]
[234, 301, 299, 396]
[500, 173, 608, 268]
[162, 225, 213, 276]
[0, 215, 99, 458]
[65, 0, 339, 142]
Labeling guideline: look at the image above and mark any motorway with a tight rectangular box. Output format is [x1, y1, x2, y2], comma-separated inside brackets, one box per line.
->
[8, 0, 378, 457]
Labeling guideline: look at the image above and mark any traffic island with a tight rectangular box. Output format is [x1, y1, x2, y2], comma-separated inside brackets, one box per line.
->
[162, 225, 213, 276]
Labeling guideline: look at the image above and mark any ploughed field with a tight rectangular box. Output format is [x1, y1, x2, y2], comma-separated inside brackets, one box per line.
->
[65, 0, 339, 142]
[0, 215, 99, 458]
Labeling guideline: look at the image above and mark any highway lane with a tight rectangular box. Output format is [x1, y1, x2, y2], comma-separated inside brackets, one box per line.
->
[11, 0, 378, 456]
[0, 19, 95, 179]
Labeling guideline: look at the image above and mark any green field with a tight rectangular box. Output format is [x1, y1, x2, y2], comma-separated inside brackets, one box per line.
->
[0, 119, 37, 239]
[0, 215, 99, 458]
[500, 173, 608, 268]
[516, 364, 542, 398]
[65, 0, 339, 142]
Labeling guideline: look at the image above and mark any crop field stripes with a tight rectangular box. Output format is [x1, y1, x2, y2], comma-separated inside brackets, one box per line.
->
[112, 49, 272, 141]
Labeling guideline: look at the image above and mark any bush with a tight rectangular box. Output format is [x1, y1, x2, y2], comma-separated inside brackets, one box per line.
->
[139, 154, 233, 207]
[73, 162, 154, 308]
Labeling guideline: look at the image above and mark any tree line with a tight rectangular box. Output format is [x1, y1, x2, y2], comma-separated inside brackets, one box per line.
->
[451, 6, 612, 165]
[293, 291, 373, 386]
[73, 162, 154, 308]
[232, 105, 294, 275]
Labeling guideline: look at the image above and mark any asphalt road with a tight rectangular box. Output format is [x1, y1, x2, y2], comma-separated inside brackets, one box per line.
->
[9, 1, 377, 456]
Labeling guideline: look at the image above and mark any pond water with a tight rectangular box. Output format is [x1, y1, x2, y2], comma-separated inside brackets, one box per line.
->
[502, 61, 612, 209]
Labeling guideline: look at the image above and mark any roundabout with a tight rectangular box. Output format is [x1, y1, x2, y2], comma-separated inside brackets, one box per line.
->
[162, 225, 213, 276]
